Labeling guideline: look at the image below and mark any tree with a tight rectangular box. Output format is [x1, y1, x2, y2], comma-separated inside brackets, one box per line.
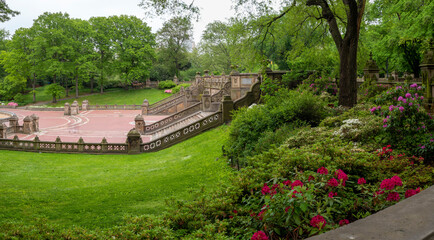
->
[45, 83, 64, 103]
[157, 16, 192, 78]
[0, 0, 19, 22]
[89, 17, 115, 93]
[111, 15, 156, 87]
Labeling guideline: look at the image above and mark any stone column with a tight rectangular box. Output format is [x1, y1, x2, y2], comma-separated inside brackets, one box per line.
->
[222, 95, 234, 123]
[8, 115, 18, 133]
[363, 52, 380, 85]
[82, 100, 89, 111]
[0, 123, 7, 138]
[71, 101, 79, 115]
[230, 65, 241, 100]
[142, 99, 149, 115]
[173, 75, 179, 85]
[64, 103, 71, 115]
[55, 136, 62, 151]
[420, 43, 434, 112]
[135, 114, 145, 134]
[195, 72, 202, 84]
[78, 137, 85, 152]
[146, 78, 151, 88]
[23, 116, 34, 134]
[31, 114, 39, 132]
[202, 90, 212, 112]
[33, 136, 40, 151]
[127, 129, 142, 154]
[101, 137, 108, 153]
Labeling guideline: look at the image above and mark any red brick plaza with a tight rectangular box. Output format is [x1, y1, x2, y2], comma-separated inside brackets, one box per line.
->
[4, 109, 167, 143]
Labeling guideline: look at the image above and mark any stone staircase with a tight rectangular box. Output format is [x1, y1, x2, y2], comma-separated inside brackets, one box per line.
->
[147, 111, 211, 141]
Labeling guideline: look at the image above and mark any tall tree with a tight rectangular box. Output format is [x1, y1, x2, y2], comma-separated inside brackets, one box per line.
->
[111, 15, 156, 86]
[157, 16, 192, 77]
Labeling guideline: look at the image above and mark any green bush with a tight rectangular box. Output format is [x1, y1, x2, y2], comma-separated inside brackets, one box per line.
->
[225, 90, 328, 167]
[158, 80, 176, 89]
[171, 83, 191, 94]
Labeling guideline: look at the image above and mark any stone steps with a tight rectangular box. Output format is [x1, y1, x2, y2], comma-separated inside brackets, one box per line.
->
[149, 112, 209, 141]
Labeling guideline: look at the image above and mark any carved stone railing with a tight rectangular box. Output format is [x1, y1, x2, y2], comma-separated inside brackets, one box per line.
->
[148, 91, 184, 109]
[87, 104, 142, 110]
[233, 81, 261, 110]
[141, 111, 223, 153]
[144, 102, 202, 134]
[147, 94, 186, 115]
[0, 137, 128, 154]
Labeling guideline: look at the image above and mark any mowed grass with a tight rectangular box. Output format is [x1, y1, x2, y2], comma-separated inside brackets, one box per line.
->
[0, 126, 231, 229]
[21, 86, 169, 107]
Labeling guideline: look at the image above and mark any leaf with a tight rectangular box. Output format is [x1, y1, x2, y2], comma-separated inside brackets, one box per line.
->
[300, 202, 308, 212]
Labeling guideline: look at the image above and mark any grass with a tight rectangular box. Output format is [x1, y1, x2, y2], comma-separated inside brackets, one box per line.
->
[21, 86, 170, 107]
[0, 126, 231, 229]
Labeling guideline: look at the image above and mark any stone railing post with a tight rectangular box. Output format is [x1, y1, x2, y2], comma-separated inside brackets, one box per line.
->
[64, 103, 71, 115]
[23, 116, 33, 134]
[173, 74, 179, 85]
[135, 114, 145, 134]
[420, 42, 434, 112]
[142, 99, 149, 115]
[71, 101, 79, 115]
[82, 100, 89, 111]
[101, 137, 108, 153]
[127, 129, 142, 154]
[33, 136, 40, 151]
[363, 52, 380, 85]
[13, 135, 19, 149]
[55, 136, 62, 151]
[230, 65, 241, 100]
[195, 72, 202, 85]
[31, 114, 39, 132]
[146, 78, 151, 88]
[78, 137, 84, 152]
[9, 115, 18, 133]
[222, 95, 234, 123]
[0, 123, 6, 138]
[202, 90, 212, 112]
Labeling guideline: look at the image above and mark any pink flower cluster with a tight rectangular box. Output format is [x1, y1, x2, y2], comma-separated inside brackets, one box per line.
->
[339, 219, 350, 226]
[251, 231, 269, 240]
[380, 175, 402, 190]
[335, 169, 348, 186]
[317, 167, 328, 175]
[310, 215, 327, 229]
[328, 191, 338, 198]
[357, 178, 366, 185]
[405, 188, 421, 198]
[7, 102, 18, 107]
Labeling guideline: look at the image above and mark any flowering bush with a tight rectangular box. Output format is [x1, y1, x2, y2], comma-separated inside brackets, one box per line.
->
[371, 83, 434, 160]
[242, 166, 422, 239]
[7, 102, 18, 107]
[298, 73, 338, 97]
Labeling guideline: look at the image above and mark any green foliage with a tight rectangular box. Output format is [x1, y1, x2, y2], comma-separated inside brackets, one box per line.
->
[44, 83, 65, 103]
[225, 89, 328, 167]
[158, 80, 176, 90]
[171, 83, 190, 94]
[298, 72, 338, 97]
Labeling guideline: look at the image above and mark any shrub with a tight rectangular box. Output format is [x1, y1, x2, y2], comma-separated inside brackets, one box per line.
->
[224, 90, 328, 167]
[171, 83, 191, 94]
[297, 72, 338, 97]
[158, 80, 176, 90]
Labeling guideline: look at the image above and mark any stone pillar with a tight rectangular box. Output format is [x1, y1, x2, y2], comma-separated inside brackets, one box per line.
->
[127, 129, 142, 154]
[55, 136, 62, 151]
[0, 123, 7, 138]
[33, 136, 40, 151]
[420, 43, 434, 112]
[135, 114, 145, 134]
[71, 101, 79, 115]
[195, 72, 202, 84]
[82, 100, 89, 111]
[146, 78, 151, 88]
[363, 52, 380, 85]
[23, 116, 34, 134]
[101, 137, 108, 153]
[230, 65, 241, 100]
[173, 75, 179, 85]
[392, 71, 399, 82]
[222, 95, 234, 123]
[8, 115, 18, 133]
[78, 137, 85, 152]
[142, 99, 149, 115]
[202, 90, 212, 112]
[64, 103, 71, 115]
[31, 114, 39, 132]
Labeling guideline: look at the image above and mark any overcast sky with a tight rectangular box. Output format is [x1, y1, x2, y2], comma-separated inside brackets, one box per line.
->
[1, 0, 236, 42]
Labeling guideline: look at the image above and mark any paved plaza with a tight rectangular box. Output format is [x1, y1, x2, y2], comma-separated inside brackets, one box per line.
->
[4, 109, 168, 143]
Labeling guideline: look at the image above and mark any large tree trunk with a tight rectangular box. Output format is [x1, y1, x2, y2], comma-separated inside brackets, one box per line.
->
[338, 38, 359, 107]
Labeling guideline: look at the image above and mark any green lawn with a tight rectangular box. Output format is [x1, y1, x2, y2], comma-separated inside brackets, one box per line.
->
[21, 86, 169, 107]
[0, 126, 231, 229]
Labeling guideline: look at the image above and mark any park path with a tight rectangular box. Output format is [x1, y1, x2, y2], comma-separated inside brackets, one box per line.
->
[4, 109, 167, 143]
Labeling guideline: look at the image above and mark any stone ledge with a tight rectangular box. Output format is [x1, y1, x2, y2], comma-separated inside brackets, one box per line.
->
[307, 185, 434, 240]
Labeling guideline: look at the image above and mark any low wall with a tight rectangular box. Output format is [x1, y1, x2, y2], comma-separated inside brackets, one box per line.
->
[307, 185, 434, 240]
